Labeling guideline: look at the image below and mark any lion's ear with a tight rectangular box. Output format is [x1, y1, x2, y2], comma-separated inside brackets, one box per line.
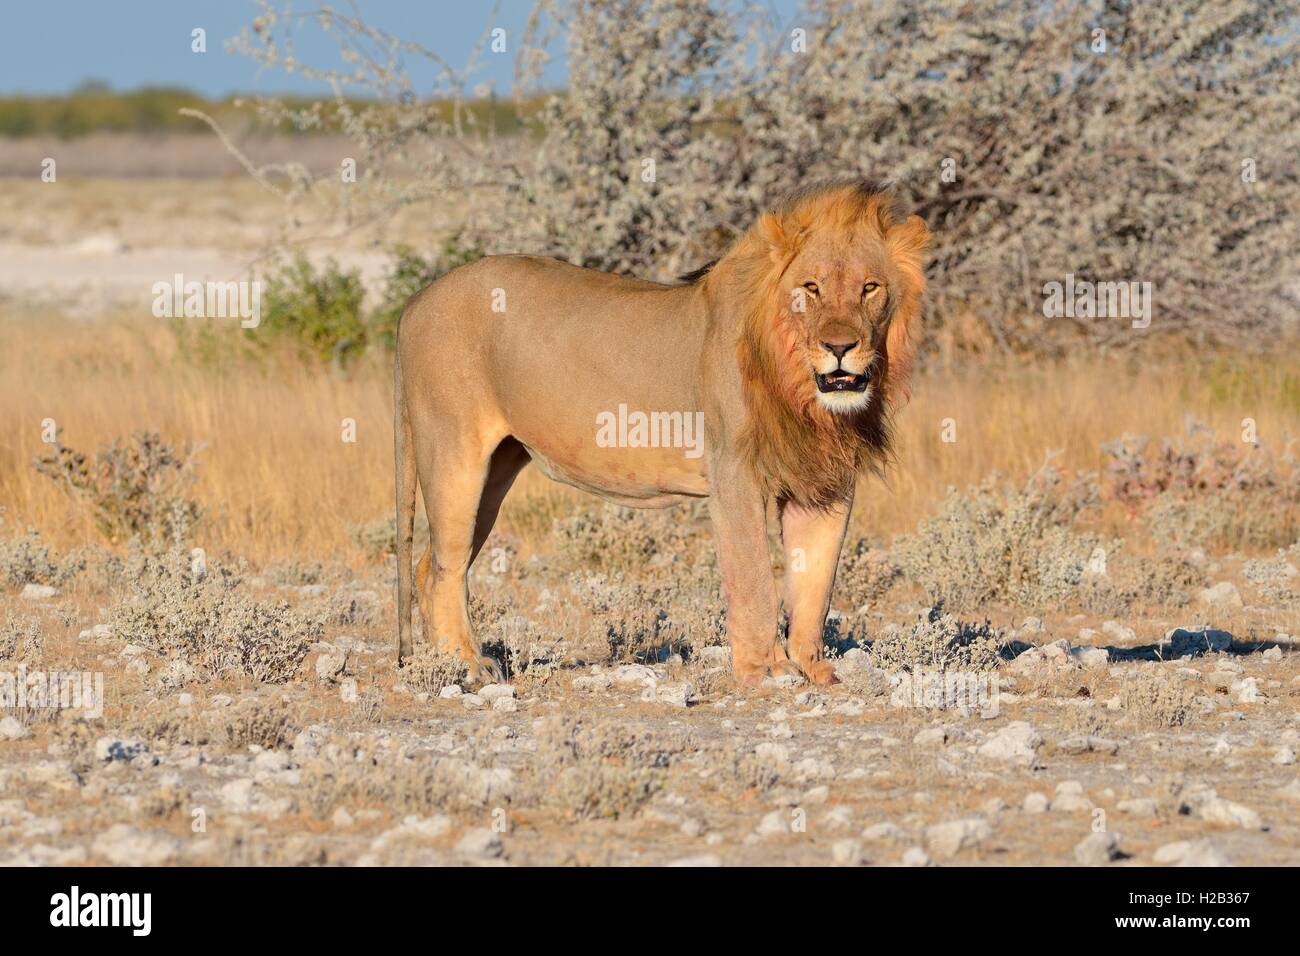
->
[886, 214, 930, 258]
[756, 212, 793, 267]
[882, 215, 928, 409]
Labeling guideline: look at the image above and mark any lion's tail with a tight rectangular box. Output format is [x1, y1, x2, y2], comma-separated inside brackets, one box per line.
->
[394, 352, 417, 666]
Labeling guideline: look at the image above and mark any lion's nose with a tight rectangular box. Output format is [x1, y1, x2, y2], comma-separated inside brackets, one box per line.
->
[820, 339, 858, 361]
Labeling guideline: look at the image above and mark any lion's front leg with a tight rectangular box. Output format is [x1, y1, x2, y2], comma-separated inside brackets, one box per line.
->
[707, 459, 795, 687]
[778, 492, 853, 685]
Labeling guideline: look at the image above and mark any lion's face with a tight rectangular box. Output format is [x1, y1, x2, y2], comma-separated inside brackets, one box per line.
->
[782, 232, 900, 414]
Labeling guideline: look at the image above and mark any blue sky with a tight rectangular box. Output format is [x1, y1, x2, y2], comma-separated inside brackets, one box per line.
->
[0, 0, 802, 97]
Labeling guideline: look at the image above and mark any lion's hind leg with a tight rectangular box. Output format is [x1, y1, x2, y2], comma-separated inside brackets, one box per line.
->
[410, 434, 502, 685]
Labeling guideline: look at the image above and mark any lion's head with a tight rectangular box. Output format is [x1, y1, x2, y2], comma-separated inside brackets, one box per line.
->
[704, 180, 931, 507]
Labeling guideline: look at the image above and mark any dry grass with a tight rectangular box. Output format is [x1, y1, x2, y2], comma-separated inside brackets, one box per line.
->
[2, 310, 1297, 565]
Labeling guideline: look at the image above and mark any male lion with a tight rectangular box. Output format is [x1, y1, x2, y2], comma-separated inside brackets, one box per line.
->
[395, 180, 929, 686]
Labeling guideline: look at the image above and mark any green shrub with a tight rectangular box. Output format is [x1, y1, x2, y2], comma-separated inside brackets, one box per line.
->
[256, 256, 367, 364]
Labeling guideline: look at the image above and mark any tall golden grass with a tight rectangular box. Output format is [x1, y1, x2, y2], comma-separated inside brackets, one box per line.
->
[3, 312, 1297, 564]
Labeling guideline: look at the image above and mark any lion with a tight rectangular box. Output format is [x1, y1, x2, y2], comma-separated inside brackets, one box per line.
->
[395, 179, 930, 686]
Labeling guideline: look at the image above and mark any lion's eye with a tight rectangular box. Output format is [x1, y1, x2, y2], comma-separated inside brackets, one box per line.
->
[862, 281, 881, 297]
[802, 281, 820, 297]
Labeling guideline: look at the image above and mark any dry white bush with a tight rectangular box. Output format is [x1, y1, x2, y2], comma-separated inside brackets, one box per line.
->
[225, 0, 1298, 352]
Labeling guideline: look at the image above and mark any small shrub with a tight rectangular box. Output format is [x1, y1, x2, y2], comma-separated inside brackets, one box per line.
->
[300, 749, 514, 818]
[893, 466, 1102, 611]
[262, 559, 351, 587]
[530, 715, 686, 819]
[1120, 669, 1197, 729]
[869, 604, 1003, 675]
[1104, 426, 1300, 551]
[567, 571, 719, 662]
[0, 613, 43, 662]
[552, 763, 661, 820]
[1242, 542, 1300, 605]
[257, 255, 367, 364]
[551, 501, 715, 574]
[0, 529, 81, 588]
[222, 699, 298, 750]
[835, 661, 892, 700]
[402, 647, 469, 694]
[1080, 549, 1206, 614]
[835, 539, 903, 610]
[107, 548, 320, 683]
[33, 431, 202, 546]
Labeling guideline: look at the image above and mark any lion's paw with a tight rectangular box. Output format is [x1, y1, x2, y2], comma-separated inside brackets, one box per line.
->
[466, 654, 505, 685]
[799, 659, 840, 686]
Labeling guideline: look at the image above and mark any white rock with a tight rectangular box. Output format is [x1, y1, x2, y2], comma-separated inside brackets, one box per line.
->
[1154, 839, 1230, 867]
[1197, 581, 1243, 608]
[821, 806, 854, 830]
[1198, 796, 1263, 829]
[977, 721, 1042, 767]
[19, 583, 58, 600]
[92, 824, 179, 865]
[370, 815, 453, 852]
[925, 817, 992, 858]
[756, 810, 790, 836]
[900, 846, 932, 867]
[479, 683, 516, 701]
[315, 649, 348, 683]
[1229, 677, 1262, 704]
[1102, 620, 1136, 643]
[331, 807, 355, 828]
[611, 663, 658, 687]
[455, 827, 504, 859]
[831, 839, 865, 865]
[220, 778, 257, 812]
[491, 697, 518, 712]
[0, 717, 29, 741]
[1153, 840, 1191, 864]
[642, 682, 696, 707]
[461, 693, 486, 709]
[1071, 647, 1110, 670]
[1074, 831, 1122, 865]
[762, 674, 805, 689]
[1274, 779, 1300, 803]
[1272, 747, 1296, 766]
[755, 742, 790, 767]
[253, 750, 290, 773]
[861, 822, 907, 842]
[913, 726, 951, 748]
[665, 854, 721, 867]
[438, 684, 463, 698]
[1022, 793, 1050, 813]
[1117, 797, 1158, 817]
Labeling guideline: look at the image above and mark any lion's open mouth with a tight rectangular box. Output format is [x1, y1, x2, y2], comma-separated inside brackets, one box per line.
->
[815, 370, 870, 393]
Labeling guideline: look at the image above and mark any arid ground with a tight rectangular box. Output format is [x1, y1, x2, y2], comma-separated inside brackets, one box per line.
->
[1, 172, 1297, 867]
